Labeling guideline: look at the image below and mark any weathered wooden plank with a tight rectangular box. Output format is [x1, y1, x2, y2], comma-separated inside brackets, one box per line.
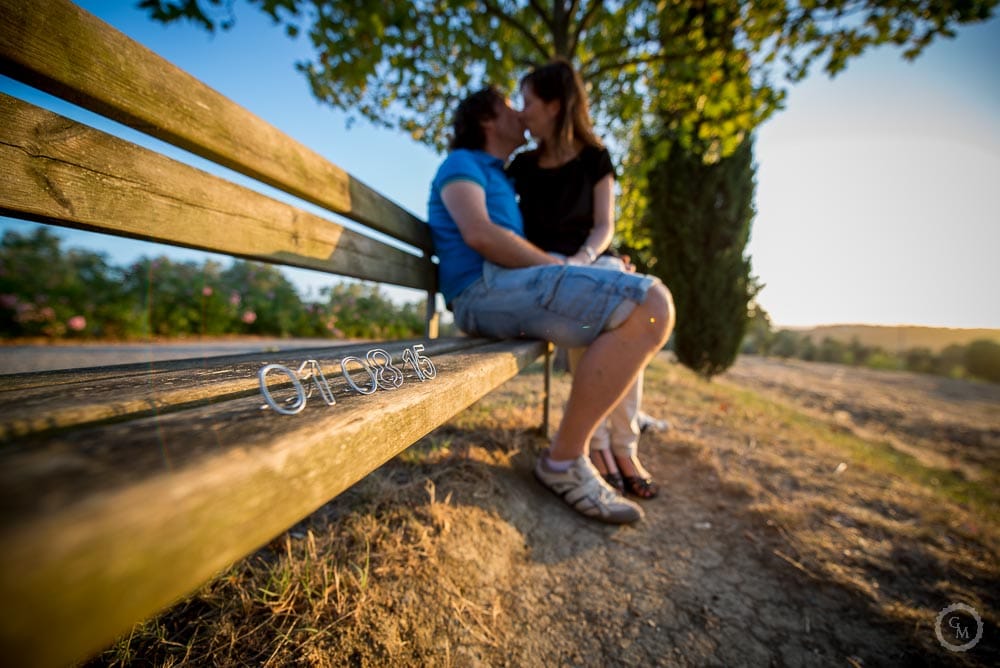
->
[0, 339, 545, 668]
[0, 337, 487, 439]
[0, 0, 432, 251]
[0, 338, 453, 392]
[0, 94, 434, 290]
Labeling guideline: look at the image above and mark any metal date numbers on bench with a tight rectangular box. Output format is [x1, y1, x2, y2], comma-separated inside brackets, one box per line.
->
[258, 345, 437, 415]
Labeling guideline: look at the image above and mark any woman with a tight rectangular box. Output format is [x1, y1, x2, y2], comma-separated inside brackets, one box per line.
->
[507, 59, 661, 499]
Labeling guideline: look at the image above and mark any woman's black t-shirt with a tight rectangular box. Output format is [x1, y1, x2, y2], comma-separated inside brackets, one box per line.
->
[506, 144, 615, 256]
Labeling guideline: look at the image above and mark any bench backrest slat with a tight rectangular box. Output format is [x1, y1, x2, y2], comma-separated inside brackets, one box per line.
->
[0, 94, 434, 291]
[0, 0, 433, 252]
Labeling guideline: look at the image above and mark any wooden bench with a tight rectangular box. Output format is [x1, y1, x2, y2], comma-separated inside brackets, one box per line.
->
[0, 1, 552, 665]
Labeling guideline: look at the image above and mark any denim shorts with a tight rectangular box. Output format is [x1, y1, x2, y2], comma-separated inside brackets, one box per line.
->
[452, 261, 656, 348]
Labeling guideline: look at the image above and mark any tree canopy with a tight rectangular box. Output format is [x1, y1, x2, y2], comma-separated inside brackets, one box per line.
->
[141, 0, 997, 153]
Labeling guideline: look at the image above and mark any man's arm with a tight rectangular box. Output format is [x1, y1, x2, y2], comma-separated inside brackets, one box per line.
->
[441, 181, 562, 268]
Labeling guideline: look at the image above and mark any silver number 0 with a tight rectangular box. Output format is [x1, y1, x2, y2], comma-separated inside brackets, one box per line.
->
[258, 363, 306, 415]
[340, 355, 378, 395]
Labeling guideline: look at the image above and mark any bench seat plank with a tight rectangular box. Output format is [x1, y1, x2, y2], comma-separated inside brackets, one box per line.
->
[0, 337, 490, 439]
[0, 94, 434, 291]
[0, 338, 545, 668]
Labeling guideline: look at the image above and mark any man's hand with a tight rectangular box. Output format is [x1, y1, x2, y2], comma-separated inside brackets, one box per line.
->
[619, 253, 637, 273]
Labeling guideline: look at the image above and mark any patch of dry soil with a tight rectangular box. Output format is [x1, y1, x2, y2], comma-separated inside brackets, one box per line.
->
[320, 356, 997, 666]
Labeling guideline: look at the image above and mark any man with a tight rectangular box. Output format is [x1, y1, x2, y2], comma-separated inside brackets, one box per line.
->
[427, 87, 674, 524]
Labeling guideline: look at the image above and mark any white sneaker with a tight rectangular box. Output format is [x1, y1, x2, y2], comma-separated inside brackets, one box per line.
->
[638, 411, 671, 434]
[534, 451, 644, 524]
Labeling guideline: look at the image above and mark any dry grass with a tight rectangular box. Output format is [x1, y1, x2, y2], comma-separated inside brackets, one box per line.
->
[650, 358, 998, 663]
[86, 404, 539, 667]
[794, 324, 1000, 352]
[85, 356, 999, 666]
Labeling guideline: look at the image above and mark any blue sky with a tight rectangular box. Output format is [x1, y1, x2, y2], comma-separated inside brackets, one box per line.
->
[2, 2, 998, 329]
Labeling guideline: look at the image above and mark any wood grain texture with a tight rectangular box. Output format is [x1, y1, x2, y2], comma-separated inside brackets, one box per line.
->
[0, 337, 489, 439]
[0, 0, 432, 251]
[0, 339, 545, 668]
[0, 95, 434, 290]
[0, 5, 557, 667]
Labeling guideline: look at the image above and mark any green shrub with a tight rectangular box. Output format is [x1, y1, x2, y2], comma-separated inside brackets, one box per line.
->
[865, 351, 903, 371]
[1, 228, 424, 341]
[964, 339, 1000, 383]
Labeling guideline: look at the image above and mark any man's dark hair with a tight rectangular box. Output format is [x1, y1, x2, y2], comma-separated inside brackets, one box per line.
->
[449, 86, 504, 151]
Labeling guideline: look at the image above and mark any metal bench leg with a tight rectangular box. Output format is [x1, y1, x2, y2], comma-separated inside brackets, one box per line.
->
[540, 341, 554, 438]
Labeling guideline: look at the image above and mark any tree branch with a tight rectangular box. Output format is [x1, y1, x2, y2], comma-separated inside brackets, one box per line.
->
[583, 49, 710, 79]
[585, 39, 653, 64]
[551, 0, 570, 55]
[568, 0, 604, 56]
[527, 0, 556, 35]
[481, 0, 551, 59]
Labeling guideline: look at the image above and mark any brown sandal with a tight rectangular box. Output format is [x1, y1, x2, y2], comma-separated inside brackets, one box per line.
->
[612, 451, 659, 500]
[622, 474, 659, 499]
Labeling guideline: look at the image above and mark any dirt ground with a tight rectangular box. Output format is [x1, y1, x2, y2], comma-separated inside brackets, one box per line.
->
[92, 354, 999, 667]
[722, 356, 999, 488]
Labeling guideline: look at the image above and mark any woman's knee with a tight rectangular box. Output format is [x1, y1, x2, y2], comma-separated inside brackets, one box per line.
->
[641, 281, 674, 344]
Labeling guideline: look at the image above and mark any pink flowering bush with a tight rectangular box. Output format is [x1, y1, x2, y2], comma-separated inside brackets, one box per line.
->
[1, 228, 136, 338]
[1, 227, 425, 341]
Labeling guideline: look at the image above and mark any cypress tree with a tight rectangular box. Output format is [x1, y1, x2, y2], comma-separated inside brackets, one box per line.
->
[641, 136, 759, 378]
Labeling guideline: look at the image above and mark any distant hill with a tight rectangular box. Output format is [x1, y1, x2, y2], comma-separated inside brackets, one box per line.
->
[785, 325, 1000, 352]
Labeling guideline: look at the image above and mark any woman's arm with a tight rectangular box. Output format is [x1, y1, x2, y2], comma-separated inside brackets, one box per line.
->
[568, 173, 615, 265]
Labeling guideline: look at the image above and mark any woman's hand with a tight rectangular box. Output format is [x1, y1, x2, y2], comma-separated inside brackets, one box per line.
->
[567, 244, 598, 266]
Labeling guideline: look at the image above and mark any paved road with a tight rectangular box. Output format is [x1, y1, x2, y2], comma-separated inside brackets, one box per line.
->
[0, 339, 341, 374]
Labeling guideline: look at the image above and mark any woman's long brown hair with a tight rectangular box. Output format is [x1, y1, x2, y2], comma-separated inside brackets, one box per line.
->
[520, 58, 603, 155]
